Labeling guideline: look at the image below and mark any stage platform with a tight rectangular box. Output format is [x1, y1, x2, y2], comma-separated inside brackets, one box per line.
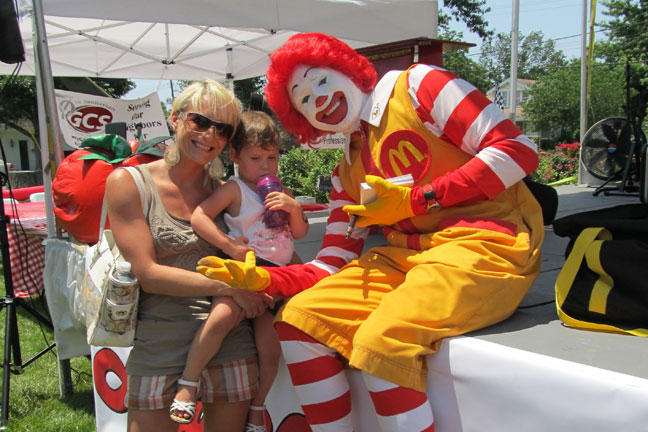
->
[283, 184, 648, 432]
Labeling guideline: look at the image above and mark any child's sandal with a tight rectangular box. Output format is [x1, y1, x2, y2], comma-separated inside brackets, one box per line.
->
[245, 405, 267, 432]
[169, 378, 200, 424]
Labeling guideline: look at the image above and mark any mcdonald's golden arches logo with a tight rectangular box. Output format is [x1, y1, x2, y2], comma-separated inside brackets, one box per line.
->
[379, 130, 430, 181]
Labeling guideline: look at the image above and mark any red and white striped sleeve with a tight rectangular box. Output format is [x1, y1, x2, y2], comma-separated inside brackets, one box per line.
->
[263, 164, 367, 297]
[312, 164, 366, 270]
[407, 64, 539, 208]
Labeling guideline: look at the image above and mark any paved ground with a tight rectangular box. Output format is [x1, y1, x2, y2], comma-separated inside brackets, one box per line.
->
[295, 183, 647, 379]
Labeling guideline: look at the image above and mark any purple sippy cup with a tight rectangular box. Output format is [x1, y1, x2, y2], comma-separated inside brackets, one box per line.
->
[256, 175, 289, 228]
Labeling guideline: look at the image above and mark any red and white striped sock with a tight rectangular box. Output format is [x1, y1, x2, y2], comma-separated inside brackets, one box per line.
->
[275, 322, 354, 431]
[362, 371, 434, 432]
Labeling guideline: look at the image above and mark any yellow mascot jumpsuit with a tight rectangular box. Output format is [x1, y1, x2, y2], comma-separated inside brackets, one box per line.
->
[277, 69, 545, 392]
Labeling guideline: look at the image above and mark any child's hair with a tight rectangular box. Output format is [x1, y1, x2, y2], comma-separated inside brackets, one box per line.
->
[231, 110, 281, 155]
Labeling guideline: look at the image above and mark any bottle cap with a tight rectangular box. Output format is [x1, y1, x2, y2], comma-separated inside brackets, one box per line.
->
[256, 175, 282, 188]
[117, 261, 132, 273]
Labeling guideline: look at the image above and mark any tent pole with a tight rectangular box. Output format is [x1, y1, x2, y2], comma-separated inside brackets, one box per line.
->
[509, 0, 519, 124]
[578, 0, 588, 185]
[31, 0, 74, 398]
[225, 46, 238, 176]
[226, 46, 234, 92]
[32, 0, 63, 240]
[33, 42, 55, 240]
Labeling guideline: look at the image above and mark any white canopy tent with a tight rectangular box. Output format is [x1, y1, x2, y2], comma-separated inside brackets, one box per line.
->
[4, 0, 439, 81]
[0, 0, 439, 237]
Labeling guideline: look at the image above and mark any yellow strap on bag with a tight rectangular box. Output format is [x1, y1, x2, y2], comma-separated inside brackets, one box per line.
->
[555, 227, 648, 337]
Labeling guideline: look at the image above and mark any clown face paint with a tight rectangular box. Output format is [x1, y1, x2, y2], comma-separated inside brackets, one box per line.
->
[288, 65, 367, 134]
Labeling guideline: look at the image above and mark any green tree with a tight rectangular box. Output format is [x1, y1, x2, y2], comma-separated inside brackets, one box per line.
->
[91, 78, 135, 97]
[602, 0, 648, 66]
[160, 101, 171, 118]
[599, 0, 648, 127]
[522, 59, 625, 142]
[438, 0, 493, 39]
[173, 77, 265, 112]
[234, 77, 265, 111]
[441, 39, 491, 93]
[479, 31, 567, 83]
[278, 148, 344, 203]
[0, 76, 38, 142]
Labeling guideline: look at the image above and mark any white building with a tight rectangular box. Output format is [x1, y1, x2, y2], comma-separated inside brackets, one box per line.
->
[0, 122, 40, 171]
[486, 78, 538, 139]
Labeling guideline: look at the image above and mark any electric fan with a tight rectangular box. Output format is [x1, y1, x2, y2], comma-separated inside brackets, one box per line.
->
[580, 117, 633, 181]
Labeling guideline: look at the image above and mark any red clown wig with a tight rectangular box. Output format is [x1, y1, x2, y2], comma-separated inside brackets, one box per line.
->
[264, 33, 377, 144]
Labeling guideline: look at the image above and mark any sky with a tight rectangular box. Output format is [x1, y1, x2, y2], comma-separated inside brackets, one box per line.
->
[124, 0, 610, 103]
[449, 0, 608, 60]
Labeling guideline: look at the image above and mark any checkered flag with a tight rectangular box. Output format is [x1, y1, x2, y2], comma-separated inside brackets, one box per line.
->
[493, 82, 504, 110]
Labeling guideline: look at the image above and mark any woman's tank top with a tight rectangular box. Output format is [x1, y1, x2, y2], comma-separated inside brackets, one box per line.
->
[126, 165, 255, 376]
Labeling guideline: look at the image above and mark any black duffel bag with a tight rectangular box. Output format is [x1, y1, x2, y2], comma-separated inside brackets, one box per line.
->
[552, 203, 648, 336]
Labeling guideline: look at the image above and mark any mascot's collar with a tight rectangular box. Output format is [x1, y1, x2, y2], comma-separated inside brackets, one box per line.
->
[360, 70, 402, 128]
[342, 70, 402, 165]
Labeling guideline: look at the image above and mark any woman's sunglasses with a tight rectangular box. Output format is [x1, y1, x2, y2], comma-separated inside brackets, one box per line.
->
[181, 112, 234, 140]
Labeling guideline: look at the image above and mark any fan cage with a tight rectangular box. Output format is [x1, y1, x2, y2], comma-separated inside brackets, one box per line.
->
[580, 117, 632, 181]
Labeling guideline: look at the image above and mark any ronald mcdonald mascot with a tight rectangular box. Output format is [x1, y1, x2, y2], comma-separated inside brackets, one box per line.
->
[198, 33, 544, 431]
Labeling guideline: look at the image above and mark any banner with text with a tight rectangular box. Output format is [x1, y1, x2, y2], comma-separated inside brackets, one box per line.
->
[55, 90, 169, 149]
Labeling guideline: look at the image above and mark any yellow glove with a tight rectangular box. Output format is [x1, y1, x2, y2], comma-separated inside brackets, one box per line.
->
[342, 175, 419, 227]
[197, 251, 270, 292]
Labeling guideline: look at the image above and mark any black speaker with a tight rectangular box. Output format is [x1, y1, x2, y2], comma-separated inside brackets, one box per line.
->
[0, 0, 25, 65]
[105, 122, 128, 139]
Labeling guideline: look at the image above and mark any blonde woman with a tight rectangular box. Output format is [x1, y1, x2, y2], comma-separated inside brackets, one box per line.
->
[105, 79, 272, 432]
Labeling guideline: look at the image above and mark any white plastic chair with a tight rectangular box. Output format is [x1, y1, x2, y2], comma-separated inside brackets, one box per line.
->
[29, 192, 45, 202]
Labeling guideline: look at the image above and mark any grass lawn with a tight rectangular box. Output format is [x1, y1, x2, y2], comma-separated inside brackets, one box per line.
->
[0, 266, 96, 431]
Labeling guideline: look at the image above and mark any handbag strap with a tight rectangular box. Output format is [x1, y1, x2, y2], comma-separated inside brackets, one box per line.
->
[98, 166, 149, 238]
